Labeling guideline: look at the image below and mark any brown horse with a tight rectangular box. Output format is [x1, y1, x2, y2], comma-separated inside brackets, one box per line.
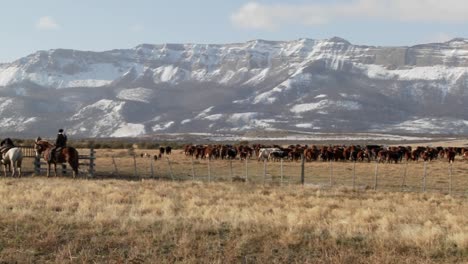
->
[34, 138, 79, 178]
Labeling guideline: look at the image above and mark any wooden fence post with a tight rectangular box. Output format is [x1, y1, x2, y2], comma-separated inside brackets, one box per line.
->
[422, 161, 427, 192]
[191, 156, 195, 181]
[244, 158, 248, 182]
[208, 158, 211, 182]
[62, 164, 67, 175]
[150, 158, 154, 178]
[300, 154, 305, 185]
[229, 160, 233, 181]
[352, 161, 356, 190]
[401, 162, 408, 191]
[449, 163, 453, 195]
[34, 156, 41, 176]
[280, 159, 284, 186]
[263, 159, 267, 185]
[374, 161, 379, 190]
[166, 157, 174, 181]
[89, 147, 95, 178]
[329, 160, 333, 187]
[133, 155, 138, 178]
[111, 156, 118, 176]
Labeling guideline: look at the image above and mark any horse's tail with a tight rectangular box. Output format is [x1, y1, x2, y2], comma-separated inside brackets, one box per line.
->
[69, 147, 79, 173]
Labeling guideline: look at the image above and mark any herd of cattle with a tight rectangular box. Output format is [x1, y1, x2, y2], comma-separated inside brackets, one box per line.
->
[182, 144, 468, 163]
[140, 146, 172, 160]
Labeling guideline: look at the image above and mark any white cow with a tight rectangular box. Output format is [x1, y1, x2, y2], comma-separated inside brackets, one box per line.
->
[257, 148, 280, 161]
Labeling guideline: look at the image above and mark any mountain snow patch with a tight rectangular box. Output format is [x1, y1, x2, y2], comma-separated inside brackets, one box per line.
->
[227, 112, 258, 124]
[378, 118, 468, 134]
[204, 114, 223, 121]
[296, 123, 313, 128]
[195, 106, 214, 119]
[110, 123, 146, 137]
[291, 100, 361, 113]
[116, 88, 154, 103]
[0, 117, 37, 132]
[153, 121, 175, 131]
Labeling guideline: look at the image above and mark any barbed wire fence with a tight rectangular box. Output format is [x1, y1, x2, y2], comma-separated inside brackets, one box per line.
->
[104, 154, 467, 196]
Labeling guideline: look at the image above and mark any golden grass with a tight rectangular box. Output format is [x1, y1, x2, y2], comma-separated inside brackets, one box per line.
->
[0, 178, 466, 263]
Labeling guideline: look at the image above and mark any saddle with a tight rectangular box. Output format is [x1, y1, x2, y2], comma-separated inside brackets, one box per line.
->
[49, 147, 63, 163]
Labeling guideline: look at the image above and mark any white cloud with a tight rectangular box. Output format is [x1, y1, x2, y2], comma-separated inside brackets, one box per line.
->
[231, 1, 468, 30]
[36, 16, 60, 30]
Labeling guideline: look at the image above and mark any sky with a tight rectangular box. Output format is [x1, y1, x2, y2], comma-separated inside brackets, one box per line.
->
[1, 0, 468, 63]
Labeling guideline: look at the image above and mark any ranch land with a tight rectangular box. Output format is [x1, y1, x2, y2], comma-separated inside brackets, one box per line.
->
[1, 143, 467, 263]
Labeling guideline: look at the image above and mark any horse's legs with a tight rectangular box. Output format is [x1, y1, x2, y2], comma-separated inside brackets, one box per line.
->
[3, 164, 6, 177]
[53, 163, 57, 177]
[10, 160, 16, 178]
[47, 163, 51, 177]
[17, 159, 22, 178]
[68, 159, 78, 179]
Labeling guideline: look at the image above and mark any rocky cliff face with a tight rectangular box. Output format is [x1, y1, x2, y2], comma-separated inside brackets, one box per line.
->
[0, 37, 467, 137]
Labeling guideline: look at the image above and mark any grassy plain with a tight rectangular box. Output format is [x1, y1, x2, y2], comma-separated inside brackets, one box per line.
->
[0, 178, 466, 263]
[2, 147, 467, 263]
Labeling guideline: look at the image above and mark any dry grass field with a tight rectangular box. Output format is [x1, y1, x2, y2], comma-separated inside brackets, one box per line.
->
[0, 178, 466, 263]
[2, 147, 467, 263]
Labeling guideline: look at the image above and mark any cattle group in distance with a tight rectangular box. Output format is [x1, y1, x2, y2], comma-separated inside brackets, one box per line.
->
[139, 146, 172, 160]
[181, 144, 468, 163]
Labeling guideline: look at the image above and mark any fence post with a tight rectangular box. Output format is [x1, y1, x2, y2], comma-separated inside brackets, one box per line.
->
[229, 160, 233, 181]
[191, 156, 195, 181]
[329, 160, 333, 187]
[150, 158, 154, 178]
[89, 147, 95, 178]
[208, 158, 211, 182]
[166, 157, 174, 181]
[449, 163, 453, 195]
[422, 161, 427, 192]
[34, 156, 41, 176]
[62, 164, 67, 175]
[280, 159, 284, 186]
[245, 158, 248, 182]
[133, 155, 138, 178]
[401, 161, 408, 191]
[352, 161, 356, 190]
[263, 159, 267, 185]
[111, 156, 118, 176]
[301, 154, 305, 185]
[374, 161, 379, 190]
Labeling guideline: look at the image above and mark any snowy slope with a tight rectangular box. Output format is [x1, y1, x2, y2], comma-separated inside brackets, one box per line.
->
[0, 37, 467, 137]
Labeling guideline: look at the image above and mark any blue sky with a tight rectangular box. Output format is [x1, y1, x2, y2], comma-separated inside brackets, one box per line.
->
[1, 0, 468, 62]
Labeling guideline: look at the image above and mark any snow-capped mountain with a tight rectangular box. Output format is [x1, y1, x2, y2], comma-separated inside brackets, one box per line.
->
[0, 37, 467, 137]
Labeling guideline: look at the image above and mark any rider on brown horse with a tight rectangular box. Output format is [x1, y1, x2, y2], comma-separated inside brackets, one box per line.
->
[49, 129, 67, 163]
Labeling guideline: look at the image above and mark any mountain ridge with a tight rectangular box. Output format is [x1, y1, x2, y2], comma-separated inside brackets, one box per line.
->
[0, 37, 467, 137]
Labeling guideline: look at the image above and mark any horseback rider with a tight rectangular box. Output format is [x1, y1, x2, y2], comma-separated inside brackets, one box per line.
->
[49, 129, 67, 162]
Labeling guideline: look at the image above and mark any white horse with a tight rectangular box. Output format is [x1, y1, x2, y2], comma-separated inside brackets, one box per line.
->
[1, 147, 23, 177]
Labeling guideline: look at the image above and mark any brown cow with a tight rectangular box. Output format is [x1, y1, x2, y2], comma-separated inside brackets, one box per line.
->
[446, 149, 456, 163]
